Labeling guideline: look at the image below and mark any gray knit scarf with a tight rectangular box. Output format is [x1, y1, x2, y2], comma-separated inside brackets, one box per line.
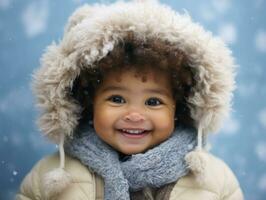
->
[64, 126, 197, 200]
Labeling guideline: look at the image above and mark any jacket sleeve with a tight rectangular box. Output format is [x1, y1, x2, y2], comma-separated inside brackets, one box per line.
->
[16, 153, 98, 200]
[16, 159, 44, 200]
[220, 160, 244, 200]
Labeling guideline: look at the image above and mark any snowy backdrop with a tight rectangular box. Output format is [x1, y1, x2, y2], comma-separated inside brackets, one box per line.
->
[0, 0, 266, 199]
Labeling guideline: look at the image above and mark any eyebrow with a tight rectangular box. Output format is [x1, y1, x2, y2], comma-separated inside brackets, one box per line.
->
[100, 86, 127, 93]
[100, 86, 172, 97]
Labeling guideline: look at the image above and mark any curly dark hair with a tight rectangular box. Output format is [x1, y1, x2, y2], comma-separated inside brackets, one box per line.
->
[71, 32, 195, 129]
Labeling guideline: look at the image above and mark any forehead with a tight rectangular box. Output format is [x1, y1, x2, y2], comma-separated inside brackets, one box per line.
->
[95, 67, 173, 98]
[102, 67, 171, 85]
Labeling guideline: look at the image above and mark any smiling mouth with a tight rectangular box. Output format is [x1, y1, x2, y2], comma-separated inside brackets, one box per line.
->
[117, 129, 151, 137]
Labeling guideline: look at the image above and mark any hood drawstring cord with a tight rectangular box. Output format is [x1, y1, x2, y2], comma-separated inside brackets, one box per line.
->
[185, 123, 207, 185]
[197, 124, 203, 150]
[59, 133, 66, 169]
[43, 133, 72, 199]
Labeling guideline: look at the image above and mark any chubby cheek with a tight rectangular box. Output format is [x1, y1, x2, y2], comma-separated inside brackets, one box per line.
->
[93, 105, 113, 129]
[153, 110, 175, 138]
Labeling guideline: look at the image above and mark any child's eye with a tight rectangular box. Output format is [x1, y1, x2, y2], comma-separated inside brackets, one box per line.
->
[107, 95, 126, 104]
[145, 97, 162, 106]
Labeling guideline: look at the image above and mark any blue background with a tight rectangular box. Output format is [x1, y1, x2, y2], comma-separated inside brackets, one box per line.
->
[0, 0, 266, 199]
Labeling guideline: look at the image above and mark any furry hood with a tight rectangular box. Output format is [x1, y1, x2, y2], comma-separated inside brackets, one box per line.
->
[33, 0, 236, 143]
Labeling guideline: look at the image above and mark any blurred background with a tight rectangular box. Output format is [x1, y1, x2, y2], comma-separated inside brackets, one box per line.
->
[0, 0, 266, 199]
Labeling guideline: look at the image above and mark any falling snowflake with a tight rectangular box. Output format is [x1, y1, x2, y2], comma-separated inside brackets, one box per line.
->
[258, 174, 266, 191]
[199, 4, 216, 22]
[218, 23, 237, 44]
[3, 135, 8, 142]
[258, 109, 266, 129]
[21, 0, 49, 38]
[237, 82, 257, 97]
[12, 170, 18, 176]
[255, 30, 266, 53]
[0, 0, 12, 10]
[221, 115, 240, 135]
[255, 142, 266, 162]
[72, 0, 86, 4]
[0, 86, 33, 115]
[211, 0, 231, 14]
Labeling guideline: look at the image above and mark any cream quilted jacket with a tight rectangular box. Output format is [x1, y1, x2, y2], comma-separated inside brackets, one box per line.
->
[16, 152, 243, 200]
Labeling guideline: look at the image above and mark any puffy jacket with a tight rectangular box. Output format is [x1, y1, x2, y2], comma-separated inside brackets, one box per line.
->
[17, 0, 244, 199]
[16, 152, 243, 200]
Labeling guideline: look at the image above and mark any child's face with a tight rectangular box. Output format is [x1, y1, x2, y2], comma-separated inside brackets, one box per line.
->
[93, 68, 176, 155]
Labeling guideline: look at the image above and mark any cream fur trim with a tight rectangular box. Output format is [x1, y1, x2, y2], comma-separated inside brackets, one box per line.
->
[33, 0, 236, 142]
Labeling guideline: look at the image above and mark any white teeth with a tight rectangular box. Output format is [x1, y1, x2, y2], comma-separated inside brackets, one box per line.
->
[121, 129, 145, 134]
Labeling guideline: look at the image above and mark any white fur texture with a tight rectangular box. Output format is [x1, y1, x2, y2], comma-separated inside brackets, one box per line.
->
[33, 0, 236, 142]
[43, 168, 72, 198]
[185, 150, 207, 184]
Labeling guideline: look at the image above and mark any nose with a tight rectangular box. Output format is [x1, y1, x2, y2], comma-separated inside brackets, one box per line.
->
[123, 112, 145, 123]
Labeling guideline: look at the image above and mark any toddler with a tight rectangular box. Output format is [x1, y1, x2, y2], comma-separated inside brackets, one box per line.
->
[17, 1, 244, 199]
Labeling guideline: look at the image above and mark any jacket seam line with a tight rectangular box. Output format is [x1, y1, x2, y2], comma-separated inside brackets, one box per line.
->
[76, 182, 90, 199]
[71, 180, 93, 183]
[175, 184, 219, 196]
[16, 192, 34, 200]
[171, 187, 189, 199]
[222, 187, 241, 200]
[221, 163, 227, 198]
